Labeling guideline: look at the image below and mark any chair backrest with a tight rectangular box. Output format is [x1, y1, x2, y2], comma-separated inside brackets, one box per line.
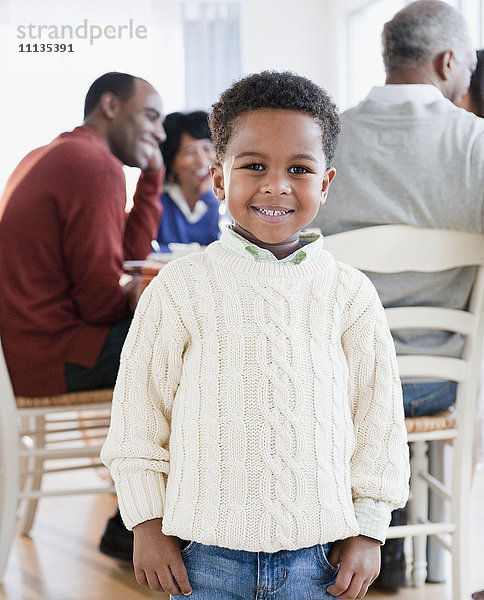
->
[324, 225, 484, 389]
[324, 225, 484, 460]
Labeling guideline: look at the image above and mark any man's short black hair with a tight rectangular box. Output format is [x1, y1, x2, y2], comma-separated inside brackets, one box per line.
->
[161, 111, 212, 179]
[83, 72, 137, 119]
[208, 70, 340, 166]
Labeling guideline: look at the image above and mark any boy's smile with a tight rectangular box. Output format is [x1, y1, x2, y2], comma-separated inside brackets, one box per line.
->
[210, 109, 335, 255]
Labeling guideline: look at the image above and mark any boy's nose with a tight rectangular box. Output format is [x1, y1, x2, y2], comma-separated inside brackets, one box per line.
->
[260, 173, 291, 195]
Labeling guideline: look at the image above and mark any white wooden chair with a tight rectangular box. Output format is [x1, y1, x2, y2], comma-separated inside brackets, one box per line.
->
[0, 340, 115, 582]
[324, 225, 484, 600]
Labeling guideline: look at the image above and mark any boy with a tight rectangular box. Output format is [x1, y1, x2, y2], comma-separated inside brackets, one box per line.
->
[101, 71, 409, 600]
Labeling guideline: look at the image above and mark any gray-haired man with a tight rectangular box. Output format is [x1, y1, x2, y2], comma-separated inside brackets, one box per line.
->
[311, 0, 484, 591]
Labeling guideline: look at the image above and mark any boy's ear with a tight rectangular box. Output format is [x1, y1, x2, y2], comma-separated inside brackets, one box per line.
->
[210, 161, 225, 201]
[320, 167, 336, 205]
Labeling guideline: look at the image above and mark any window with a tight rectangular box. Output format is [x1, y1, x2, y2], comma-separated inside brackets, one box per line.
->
[346, 0, 484, 108]
[183, 2, 241, 111]
[347, 0, 405, 107]
[460, 0, 484, 45]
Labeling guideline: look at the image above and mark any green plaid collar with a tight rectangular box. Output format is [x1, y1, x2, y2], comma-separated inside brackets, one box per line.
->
[219, 225, 323, 265]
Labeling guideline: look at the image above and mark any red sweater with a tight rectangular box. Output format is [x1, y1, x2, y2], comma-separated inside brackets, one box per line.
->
[0, 125, 162, 396]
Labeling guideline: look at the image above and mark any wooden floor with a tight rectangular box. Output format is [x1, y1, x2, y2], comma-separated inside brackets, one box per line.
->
[1, 466, 483, 600]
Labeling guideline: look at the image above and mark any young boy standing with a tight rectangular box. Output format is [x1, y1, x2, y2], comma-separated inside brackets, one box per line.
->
[102, 71, 409, 600]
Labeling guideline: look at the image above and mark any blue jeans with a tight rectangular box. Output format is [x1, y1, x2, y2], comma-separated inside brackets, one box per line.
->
[402, 380, 457, 417]
[171, 542, 339, 599]
[64, 317, 132, 391]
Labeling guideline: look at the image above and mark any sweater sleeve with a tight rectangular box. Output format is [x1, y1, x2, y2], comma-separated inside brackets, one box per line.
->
[123, 169, 164, 260]
[341, 268, 410, 510]
[101, 273, 187, 529]
[60, 156, 131, 325]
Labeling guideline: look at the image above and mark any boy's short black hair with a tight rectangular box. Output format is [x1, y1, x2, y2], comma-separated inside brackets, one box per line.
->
[208, 70, 340, 165]
[161, 111, 212, 179]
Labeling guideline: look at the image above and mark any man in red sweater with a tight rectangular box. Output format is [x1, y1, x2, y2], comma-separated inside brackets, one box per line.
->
[0, 72, 165, 396]
[0, 71, 165, 558]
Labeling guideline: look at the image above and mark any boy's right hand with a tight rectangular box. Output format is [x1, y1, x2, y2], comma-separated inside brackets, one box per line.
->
[133, 518, 192, 596]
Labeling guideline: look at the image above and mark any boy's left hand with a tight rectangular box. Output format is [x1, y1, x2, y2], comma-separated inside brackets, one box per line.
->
[326, 535, 380, 599]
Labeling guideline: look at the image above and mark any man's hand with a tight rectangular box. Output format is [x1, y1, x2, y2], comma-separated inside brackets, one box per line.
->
[122, 275, 144, 313]
[133, 518, 192, 596]
[143, 145, 164, 173]
[326, 535, 380, 599]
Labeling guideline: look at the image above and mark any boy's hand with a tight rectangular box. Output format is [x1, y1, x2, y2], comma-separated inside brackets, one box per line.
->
[326, 535, 380, 599]
[133, 518, 192, 596]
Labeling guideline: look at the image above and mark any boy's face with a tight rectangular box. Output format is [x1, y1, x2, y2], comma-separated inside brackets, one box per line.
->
[210, 109, 335, 246]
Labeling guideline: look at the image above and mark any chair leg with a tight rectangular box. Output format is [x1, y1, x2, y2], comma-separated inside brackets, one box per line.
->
[18, 415, 45, 535]
[0, 406, 20, 582]
[452, 513, 469, 600]
[427, 440, 447, 582]
[451, 440, 472, 600]
[403, 535, 414, 584]
[409, 439, 428, 587]
[0, 461, 19, 583]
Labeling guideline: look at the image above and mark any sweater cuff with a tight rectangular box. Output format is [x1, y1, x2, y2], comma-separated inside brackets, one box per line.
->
[353, 497, 392, 544]
[114, 470, 167, 530]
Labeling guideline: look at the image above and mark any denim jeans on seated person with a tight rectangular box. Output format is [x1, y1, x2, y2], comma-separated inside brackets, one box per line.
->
[171, 542, 339, 600]
[402, 380, 457, 418]
[64, 317, 132, 391]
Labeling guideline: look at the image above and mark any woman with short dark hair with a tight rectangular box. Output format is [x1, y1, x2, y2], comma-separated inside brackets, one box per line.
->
[156, 111, 221, 252]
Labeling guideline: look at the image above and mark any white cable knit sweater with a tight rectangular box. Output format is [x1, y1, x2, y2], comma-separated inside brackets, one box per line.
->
[101, 241, 409, 553]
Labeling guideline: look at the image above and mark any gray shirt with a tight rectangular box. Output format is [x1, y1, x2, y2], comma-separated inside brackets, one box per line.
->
[312, 87, 484, 359]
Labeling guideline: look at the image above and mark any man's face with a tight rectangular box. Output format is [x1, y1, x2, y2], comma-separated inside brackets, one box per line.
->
[448, 47, 477, 103]
[108, 79, 166, 170]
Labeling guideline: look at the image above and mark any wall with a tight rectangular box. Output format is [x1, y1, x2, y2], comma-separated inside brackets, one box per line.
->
[2, 0, 482, 193]
[1, 0, 346, 193]
[1, 0, 190, 193]
[239, 0, 342, 103]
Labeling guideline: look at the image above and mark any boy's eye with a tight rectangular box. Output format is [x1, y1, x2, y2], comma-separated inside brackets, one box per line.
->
[289, 165, 309, 174]
[243, 163, 264, 171]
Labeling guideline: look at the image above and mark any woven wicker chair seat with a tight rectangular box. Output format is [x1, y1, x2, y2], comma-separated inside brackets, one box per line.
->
[405, 409, 455, 434]
[16, 388, 113, 409]
[16, 389, 455, 431]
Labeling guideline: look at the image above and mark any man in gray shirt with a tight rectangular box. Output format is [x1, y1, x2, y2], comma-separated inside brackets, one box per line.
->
[312, 0, 483, 590]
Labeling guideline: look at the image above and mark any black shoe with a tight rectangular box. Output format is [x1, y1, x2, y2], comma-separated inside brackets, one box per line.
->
[372, 508, 407, 593]
[99, 509, 133, 561]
